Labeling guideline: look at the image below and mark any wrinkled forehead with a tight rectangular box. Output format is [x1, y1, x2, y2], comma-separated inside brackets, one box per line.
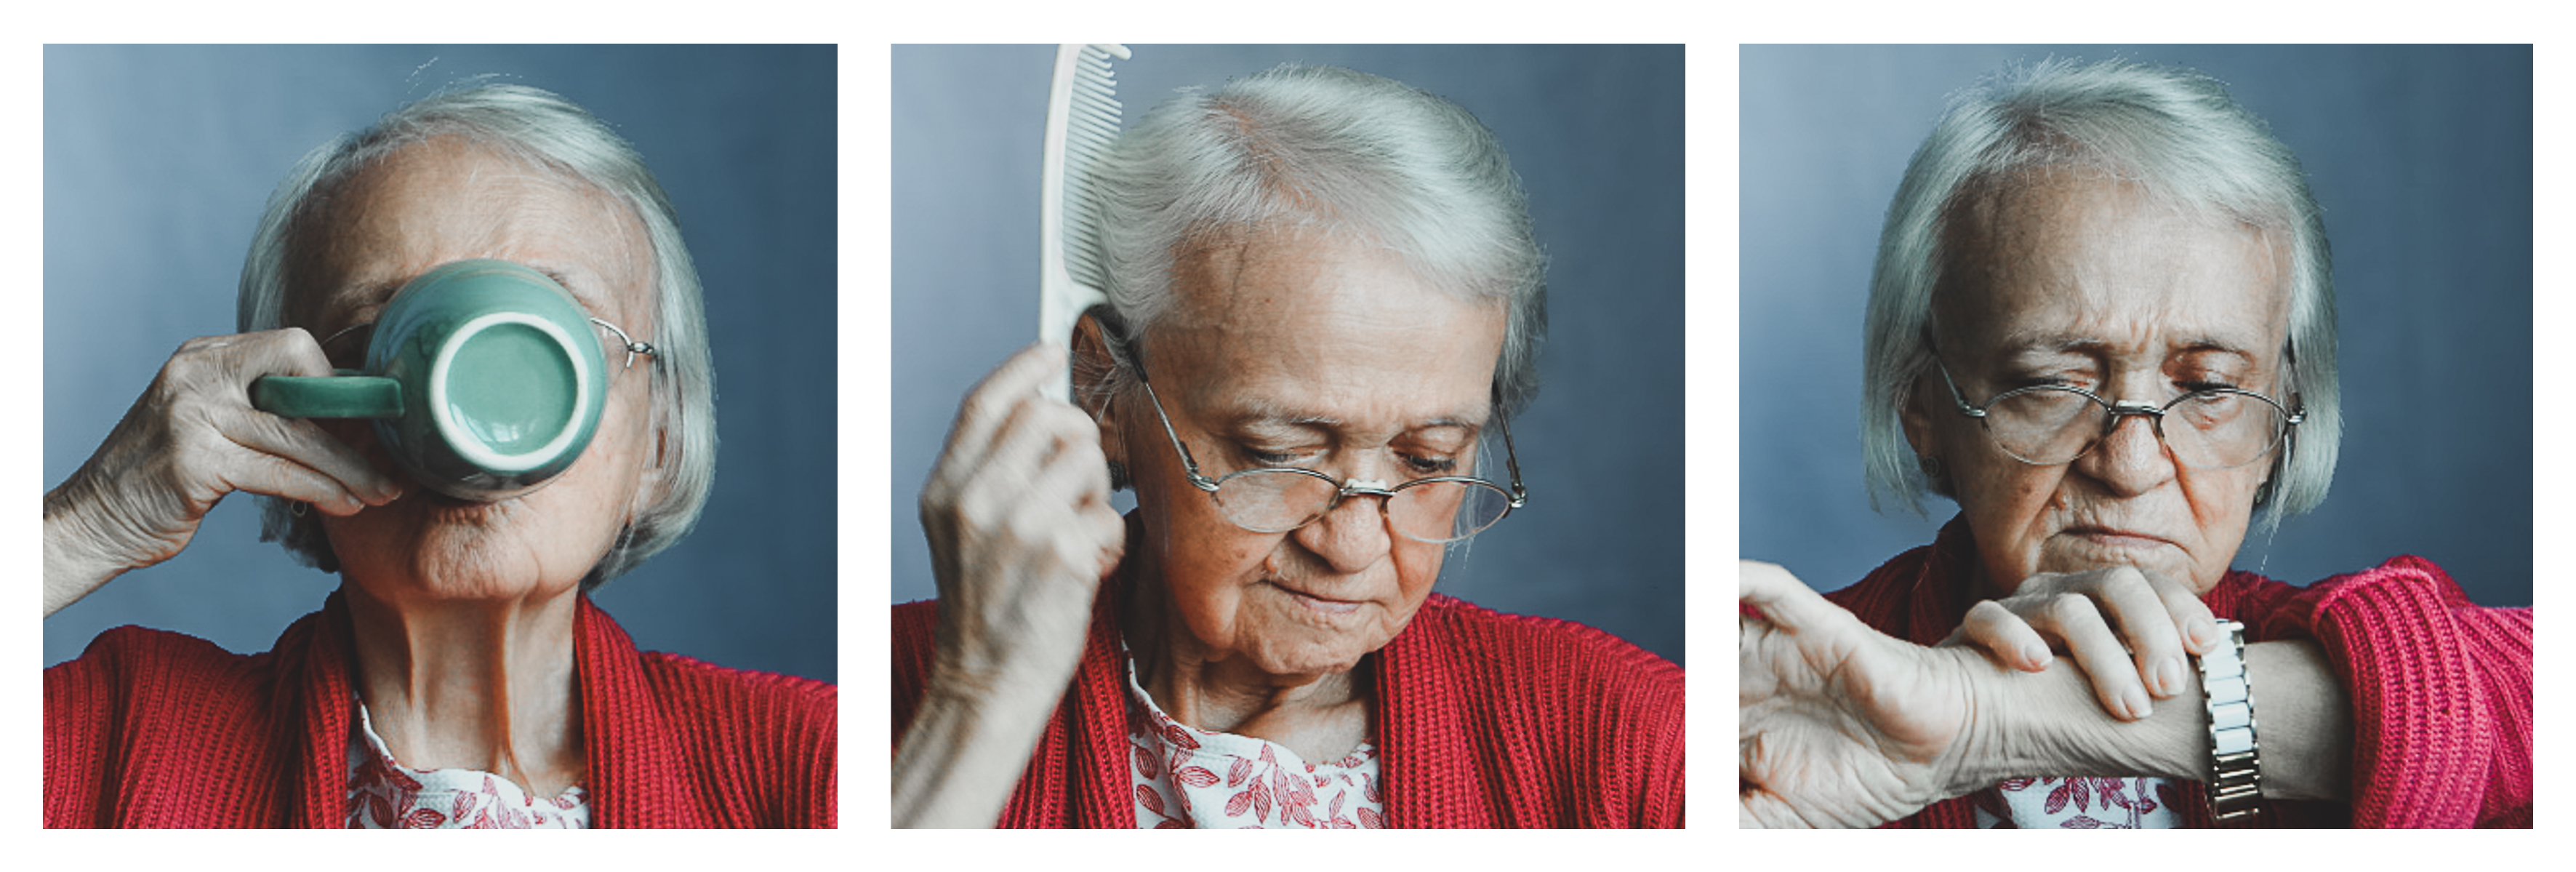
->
[1147, 225, 1506, 429]
[1930, 169, 2293, 363]
[283, 136, 653, 327]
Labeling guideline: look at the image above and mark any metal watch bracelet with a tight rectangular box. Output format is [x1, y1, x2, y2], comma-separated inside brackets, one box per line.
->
[2199, 618, 2261, 822]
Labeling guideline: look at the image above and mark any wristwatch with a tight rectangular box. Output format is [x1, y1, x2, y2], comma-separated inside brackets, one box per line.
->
[2198, 618, 2261, 822]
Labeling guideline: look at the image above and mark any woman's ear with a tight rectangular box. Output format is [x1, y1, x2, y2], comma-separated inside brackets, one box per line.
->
[633, 402, 677, 511]
[1070, 309, 1127, 469]
[1898, 370, 1939, 460]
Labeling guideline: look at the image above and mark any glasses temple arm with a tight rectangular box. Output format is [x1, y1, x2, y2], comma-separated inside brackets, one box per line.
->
[1139, 380, 1220, 492]
[1493, 415, 1528, 507]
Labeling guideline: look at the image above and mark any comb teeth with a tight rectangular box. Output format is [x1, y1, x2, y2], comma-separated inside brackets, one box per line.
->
[1059, 44, 1125, 290]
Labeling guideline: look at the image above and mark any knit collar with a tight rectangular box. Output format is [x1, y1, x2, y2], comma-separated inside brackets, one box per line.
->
[276, 589, 691, 828]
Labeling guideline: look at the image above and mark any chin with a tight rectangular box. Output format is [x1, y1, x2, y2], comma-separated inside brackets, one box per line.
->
[1240, 624, 1384, 679]
[2033, 542, 2197, 585]
[330, 513, 594, 604]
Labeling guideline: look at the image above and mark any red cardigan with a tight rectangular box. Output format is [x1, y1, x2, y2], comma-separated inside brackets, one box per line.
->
[892, 589, 1686, 828]
[1823, 519, 2532, 828]
[44, 592, 837, 828]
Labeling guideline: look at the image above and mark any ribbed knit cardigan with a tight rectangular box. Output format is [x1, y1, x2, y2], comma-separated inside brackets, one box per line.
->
[892, 589, 1686, 828]
[45, 591, 838, 828]
[1822, 519, 2532, 828]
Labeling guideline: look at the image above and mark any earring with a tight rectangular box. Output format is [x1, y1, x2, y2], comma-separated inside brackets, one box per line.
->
[1917, 455, 1954, 495]
[289, 500, 309, 518]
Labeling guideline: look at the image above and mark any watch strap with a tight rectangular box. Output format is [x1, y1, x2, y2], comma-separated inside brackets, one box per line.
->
[2199, 617, 2261, 822]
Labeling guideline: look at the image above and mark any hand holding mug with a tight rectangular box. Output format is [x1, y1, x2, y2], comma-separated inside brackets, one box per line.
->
[44, 329, 404, 615]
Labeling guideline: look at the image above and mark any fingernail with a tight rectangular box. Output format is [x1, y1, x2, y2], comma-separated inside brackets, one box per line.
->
[2023, 642, 2053, 669]
[2124, 688, 2152, 720]
[2156, 656, 2186, 697]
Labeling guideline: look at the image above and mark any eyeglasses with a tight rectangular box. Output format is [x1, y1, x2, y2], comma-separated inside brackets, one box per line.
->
[1933, 357, 2303, 470]
[1137, 376, 1528, 544]
[319, 317, 657, 383]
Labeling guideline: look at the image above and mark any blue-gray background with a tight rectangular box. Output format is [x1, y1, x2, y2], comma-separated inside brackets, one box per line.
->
[1743, 45, 2532, 607]
[892, 45, 1687, 666]
[44, 45, 839, 682]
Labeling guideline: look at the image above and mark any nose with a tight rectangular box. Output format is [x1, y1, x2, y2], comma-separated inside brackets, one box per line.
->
[1291, 478, 1396, 576]
[2074, 406, 2178, 496]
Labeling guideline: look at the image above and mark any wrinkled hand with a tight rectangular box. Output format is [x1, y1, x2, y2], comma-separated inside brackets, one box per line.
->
[45, 329, 404, 615]
[1941, 566, 2219, 721]
[1740, 560, 1988, 828]
[918, 343, 1127, 704]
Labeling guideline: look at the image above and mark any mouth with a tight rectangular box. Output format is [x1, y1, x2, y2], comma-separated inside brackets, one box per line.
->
[1268, 581, 1366, 615]
[2060, 525, 2176, 549]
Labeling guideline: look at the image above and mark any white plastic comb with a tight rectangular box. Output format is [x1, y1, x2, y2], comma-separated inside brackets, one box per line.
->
[1038, 42, 1130, 401]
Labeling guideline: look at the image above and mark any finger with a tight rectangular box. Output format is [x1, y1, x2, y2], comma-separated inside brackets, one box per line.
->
[219, 327, 339, 380]
[222, 409, 404, 504]
[1078, 500, 1126, 580]
[946, 343, 1070, 457]
[2034, 592, 2154, 721]
[2147, 569, 2223, 656]
[963, 401, 1107, 509]
[1740, 789, 1787, 829]
[2088, 567, 2191, 699]
[1952, 599, 2054, 671]
[1738, 560, 1850, 635]
[210, 446, 374, 515]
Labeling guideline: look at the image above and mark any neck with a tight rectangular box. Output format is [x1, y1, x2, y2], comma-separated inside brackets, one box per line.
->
[1121, 564, 1371, 762]
[343, 581, 587, 797]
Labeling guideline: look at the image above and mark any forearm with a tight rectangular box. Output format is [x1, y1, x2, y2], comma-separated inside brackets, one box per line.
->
[1954, 640, 2351, 802]
[43, 481, 127, 618]
[890, 666, 1064, 828]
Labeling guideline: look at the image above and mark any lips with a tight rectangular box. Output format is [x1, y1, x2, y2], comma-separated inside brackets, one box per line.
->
[2061, 524, 2176, 547]
[1269, 581, 1366, 615]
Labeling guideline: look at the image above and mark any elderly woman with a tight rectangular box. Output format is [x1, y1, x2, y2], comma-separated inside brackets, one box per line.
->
[894, 64, 1685, 828]
[1739, 58, 2531, 828]
[42, 84, 835, 828]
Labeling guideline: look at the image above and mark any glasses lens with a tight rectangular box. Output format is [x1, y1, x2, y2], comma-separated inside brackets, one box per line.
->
[1983, 388, 2103, 464]
[1211, 470, 1339, 533]
[2164, 391, 2287, 469]
[1388, 479, 1514, 543]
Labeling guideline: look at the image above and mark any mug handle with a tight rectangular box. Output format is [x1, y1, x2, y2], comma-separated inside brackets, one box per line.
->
[252, 372, 404, 419]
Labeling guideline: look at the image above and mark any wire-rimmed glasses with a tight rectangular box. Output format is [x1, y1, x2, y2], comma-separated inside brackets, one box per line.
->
[1137, 377, 1527, 544]
[1933, 358, 2303, 470]
[318, 317, 657, 382]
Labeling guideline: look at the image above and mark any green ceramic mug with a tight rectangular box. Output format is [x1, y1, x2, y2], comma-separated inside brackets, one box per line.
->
[252, 260, 608, 500]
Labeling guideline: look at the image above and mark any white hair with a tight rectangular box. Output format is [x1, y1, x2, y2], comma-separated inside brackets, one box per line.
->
[238, 83, 718, 590]
[1083, 64, 1548, 432]
[1861, 58, 2340, 529]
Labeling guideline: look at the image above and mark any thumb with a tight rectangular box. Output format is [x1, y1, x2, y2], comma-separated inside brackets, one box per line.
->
[1739, 560, 1845, 634]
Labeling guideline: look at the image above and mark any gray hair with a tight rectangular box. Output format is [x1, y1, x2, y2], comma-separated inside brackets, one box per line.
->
[238, 83, 718, 590]
[1083, 64, 1547, 433]
[1861, 58, 2340, 529]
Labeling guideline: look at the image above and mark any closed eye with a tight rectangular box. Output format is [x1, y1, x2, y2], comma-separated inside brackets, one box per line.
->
[1402, 454, 1458, 476]
[1242, 447, 1306, 468]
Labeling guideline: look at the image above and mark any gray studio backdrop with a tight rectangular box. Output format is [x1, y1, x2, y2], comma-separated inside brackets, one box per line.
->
[1742, 45, 2532, 608]
[892, 45, 1686, 666]
[43, 45, 838, 682]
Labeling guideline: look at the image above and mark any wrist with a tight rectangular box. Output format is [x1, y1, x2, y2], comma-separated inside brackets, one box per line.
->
[1936, 644, 2206, 795]
[1930, 645, 2021, 798]
[43, 480, 129, 615]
